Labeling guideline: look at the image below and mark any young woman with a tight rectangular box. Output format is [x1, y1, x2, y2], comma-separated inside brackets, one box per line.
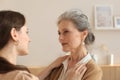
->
[0, 10, 87, 80]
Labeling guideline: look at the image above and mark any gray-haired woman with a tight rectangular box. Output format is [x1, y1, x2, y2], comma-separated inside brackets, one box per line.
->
[57, 9, 103, 80]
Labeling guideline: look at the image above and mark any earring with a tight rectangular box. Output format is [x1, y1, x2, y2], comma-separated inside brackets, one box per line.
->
[82, 42, 85, 45]
[15, 40, 19, 46]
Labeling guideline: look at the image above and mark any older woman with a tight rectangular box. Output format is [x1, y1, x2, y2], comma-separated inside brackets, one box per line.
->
[57, 9, 103, 80]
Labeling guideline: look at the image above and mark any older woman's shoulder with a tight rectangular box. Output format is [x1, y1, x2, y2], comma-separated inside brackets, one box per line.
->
[82, 60, 103, 80]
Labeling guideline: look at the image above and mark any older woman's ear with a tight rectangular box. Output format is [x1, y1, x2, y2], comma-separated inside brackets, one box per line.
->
[81, 30, 88, 41]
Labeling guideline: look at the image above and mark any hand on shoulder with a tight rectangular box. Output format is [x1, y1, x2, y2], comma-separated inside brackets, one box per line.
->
[65, 64, 87, 80]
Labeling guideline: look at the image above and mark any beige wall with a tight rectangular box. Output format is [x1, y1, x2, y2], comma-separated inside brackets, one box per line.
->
[0, 0, 120, 66]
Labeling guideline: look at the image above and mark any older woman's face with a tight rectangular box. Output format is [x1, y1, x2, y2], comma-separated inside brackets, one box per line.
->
[58, 20, 83, 52]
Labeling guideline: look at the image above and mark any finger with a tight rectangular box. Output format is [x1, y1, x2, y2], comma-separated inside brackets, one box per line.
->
[75, 64, 86, 73]
[61, 55, 69, 61]
[80, 67, 87, 75]
[75, 63, 85, 70]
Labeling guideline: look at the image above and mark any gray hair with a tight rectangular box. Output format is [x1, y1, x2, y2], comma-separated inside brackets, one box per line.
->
[57, 9, 95, 45]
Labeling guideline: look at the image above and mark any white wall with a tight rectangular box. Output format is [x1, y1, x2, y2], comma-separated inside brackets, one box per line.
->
[0, 0, 120, 66]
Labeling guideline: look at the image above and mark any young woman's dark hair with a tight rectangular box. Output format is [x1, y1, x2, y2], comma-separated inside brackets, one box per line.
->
[0, 10, 25, 50]
[0, 57, 30, 74]
[0, 10, 30, 74]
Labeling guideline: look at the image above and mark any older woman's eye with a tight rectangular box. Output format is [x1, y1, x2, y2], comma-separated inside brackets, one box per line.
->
[58, 31, 61, 35]
[63, 30, 69, 34]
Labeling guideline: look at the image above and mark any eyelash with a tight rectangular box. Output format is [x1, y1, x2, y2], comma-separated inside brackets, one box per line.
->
[58, 32, 60, 35]
[26, 31, 29, 34]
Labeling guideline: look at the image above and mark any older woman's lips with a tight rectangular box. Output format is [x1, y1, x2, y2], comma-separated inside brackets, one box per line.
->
[62, 43, 67, 46]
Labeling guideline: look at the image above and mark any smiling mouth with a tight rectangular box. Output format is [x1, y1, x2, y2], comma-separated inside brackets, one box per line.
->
[62, 43, 68, 46]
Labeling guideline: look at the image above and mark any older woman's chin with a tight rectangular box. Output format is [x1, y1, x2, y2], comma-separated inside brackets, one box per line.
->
[62, 48, 70, 53]
[18, 51, 29, 56]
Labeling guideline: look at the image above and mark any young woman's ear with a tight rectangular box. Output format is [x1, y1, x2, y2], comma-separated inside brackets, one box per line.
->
[10, 28, 19, 41]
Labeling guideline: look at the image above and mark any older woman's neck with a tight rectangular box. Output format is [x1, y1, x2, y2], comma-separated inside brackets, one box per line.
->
[71, 47, 87, 61]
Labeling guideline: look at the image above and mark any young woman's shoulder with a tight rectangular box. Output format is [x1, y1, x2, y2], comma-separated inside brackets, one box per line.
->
[0, 70, 39, 80]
